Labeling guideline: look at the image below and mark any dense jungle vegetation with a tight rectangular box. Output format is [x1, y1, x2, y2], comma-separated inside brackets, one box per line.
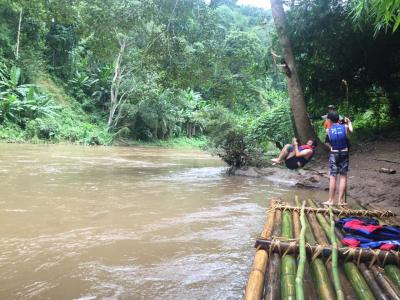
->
[1, 0, 399, 166]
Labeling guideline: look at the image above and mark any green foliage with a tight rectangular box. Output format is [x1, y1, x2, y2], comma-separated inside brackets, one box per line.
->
[350, 0, 400, 34]
[0, 64, 58, 124]
[251, 91, 294, 149]
[286, 0, 400, 132]
[0, 0, 397, 164]
[205, 105, 266, 167]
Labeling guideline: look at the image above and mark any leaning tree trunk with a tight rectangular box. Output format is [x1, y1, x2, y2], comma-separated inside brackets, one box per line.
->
[270, 0, 317, 143]
[16, 8, 23, 61]
[108, 37, 127, 129]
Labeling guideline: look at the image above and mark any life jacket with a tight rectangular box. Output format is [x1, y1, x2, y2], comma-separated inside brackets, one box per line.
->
[297, 145, 315, 165]
[337, 217, 400, 250]
[328, 124, 347, 150]
[299, 145, 314, 151]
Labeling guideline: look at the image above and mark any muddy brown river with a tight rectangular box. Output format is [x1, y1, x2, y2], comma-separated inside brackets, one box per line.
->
[0, 144, 327, 299]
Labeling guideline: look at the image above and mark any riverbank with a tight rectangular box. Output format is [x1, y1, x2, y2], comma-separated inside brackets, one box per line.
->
[231, 138, 400, 214]
[0, 135, 208, 150]
[113, 136, 208, 149]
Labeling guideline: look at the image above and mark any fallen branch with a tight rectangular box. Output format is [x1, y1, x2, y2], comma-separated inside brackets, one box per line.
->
[374, 158, 400, 164]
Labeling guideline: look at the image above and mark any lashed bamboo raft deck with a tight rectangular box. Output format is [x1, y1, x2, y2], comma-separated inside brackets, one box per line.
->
[245, 198, 400, 300]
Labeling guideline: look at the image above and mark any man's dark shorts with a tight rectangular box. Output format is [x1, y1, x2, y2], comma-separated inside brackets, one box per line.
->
[329, 152, 349, 176]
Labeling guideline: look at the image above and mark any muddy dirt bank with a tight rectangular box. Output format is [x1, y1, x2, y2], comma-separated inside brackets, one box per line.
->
[231, 138, 400, 214]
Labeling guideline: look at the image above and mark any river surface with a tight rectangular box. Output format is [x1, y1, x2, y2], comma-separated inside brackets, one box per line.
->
[0, 144, 327, 299]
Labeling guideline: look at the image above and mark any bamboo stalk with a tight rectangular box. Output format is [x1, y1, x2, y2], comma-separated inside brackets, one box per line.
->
[329, 200, 395, 299]
[306, 201, 351, 299]
[371, 265, 400, 300]
[295, 199, 336, 300]
[358, 264, 390, 300]
[293, 199, 318, 300]
[295, 201, 306, 300]
[344, 263, 376, 300]
[281, 210, 296, 300]
[315, 201, 358, 300]
[292, 208, 301, 238]
[308, 199, 341, 245]
[306, 207, 329, 245]
[330, 207, 345, 300]
[333, 202, 374, 300]
[245, 199, 277, 300]
[264, 209, 281, 300]
[385, 264, 400, 291]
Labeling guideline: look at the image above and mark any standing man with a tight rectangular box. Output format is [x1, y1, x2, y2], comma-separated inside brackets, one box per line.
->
[321, 104, 344, 129]
[323, 111, 353, 206]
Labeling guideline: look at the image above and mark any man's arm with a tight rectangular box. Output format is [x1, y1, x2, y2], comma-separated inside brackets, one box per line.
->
[325, 129, 332, 149]
[293, 138, 313, 157]
[345, 117, 353, 134]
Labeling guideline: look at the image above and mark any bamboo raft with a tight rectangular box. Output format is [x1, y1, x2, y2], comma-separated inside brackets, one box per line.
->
[245, 198, 400, 300]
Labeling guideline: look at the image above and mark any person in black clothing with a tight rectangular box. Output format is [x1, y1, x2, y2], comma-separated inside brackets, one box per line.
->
[271, 138, 317, 170]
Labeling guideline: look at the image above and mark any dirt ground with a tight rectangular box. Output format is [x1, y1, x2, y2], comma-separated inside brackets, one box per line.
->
[309, 138, 400, 214]
[233, 138, 400, 214]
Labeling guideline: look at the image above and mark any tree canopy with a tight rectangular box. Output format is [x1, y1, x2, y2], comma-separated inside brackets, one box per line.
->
[0, 0, 399, 166]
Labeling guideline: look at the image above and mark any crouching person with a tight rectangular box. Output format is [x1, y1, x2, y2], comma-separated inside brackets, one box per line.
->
[271, 138, 317, 170]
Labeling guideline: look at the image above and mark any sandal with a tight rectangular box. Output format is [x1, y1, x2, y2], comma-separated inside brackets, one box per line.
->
[338, 202, 348, 206]
[322, 201, 334, 206]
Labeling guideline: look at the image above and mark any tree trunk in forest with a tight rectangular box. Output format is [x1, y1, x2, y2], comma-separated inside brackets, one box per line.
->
[108, 37, 135, 130]
[16, 8, 22, 60]
[108, 38, 126, 129]
[270, 0, 317, 143]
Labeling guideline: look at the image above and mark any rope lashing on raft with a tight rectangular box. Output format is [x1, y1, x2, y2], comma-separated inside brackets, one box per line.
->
[265, 204, 396, 218]
[255, 238, 400, 267]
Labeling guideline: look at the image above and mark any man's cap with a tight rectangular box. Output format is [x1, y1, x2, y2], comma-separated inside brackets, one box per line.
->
[327, 104, 336, 110]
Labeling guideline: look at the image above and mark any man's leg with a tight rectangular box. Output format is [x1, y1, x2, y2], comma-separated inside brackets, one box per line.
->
[324, 153, 338, 205]
[324, 176, 336, 205]
[338, 174, 347, 205]
[338, 152, 349, 205]
[272, 144, 292, 163]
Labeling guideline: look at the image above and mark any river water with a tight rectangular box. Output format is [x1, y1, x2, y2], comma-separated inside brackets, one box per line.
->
[0, 144, 327, 299]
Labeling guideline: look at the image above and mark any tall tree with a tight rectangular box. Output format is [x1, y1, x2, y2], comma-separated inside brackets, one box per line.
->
[270, 0, 317, 143]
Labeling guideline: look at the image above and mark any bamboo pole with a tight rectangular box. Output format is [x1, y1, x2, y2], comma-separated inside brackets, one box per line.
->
[245, 199, 277, 300]
[371, 265, 400, 300]
[329, 200, 397, 299]
[264, 209, 281, 300]
[358, 264, 390, 300]
[330, 207, 345, 300]
[306, 207, 329, 245]
[293, 199, 318, 300]
[385, 264, 400, 291]
[308, 199, 341, 245]
[314, 201, 358, 300]
[329, 201, 375, 300]
[295, 199, 336, 300]
[344, 263, 375, 300]
[306, 201, 353, 299]
[348, 201, 400, 298]
[281, 210, 296, 300]
[295, 201, 306, 300]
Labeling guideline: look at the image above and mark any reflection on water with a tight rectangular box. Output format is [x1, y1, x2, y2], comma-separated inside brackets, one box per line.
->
[0, 144, 327, 299]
